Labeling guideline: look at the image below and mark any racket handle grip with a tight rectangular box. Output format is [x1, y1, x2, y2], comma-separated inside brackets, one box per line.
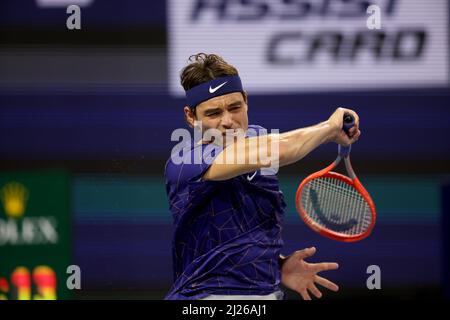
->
[339, 113, 355, 157]
[343, 113, 355, 134]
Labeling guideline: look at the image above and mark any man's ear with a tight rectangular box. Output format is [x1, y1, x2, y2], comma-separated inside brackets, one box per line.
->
[242, 91, 249, 111]
[242, 91, 248, 104]
[184, 106, 196, 128]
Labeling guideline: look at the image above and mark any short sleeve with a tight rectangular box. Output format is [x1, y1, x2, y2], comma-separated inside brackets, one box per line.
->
[165, 142, 223, 210]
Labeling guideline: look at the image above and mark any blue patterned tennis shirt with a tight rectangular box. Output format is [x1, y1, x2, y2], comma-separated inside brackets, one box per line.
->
[164, 125, 286, 300]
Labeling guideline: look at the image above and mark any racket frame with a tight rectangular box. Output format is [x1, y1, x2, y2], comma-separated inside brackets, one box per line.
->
[295, 152, 377, 242]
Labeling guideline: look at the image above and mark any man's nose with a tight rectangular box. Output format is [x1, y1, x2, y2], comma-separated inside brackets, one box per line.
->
[221, 112, 233, 129]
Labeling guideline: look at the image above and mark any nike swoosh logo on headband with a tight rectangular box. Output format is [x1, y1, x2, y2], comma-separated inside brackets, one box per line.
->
[209, 81, 228, 94]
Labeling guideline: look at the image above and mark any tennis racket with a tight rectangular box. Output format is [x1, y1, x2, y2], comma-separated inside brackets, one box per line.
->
[295, 114, 376, 242]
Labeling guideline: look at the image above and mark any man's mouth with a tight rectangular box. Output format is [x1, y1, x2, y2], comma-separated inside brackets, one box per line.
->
[222, 129, 245, 137]
[222, 132, 238, 137]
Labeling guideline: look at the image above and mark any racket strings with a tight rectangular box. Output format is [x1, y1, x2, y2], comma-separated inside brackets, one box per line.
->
[301, 176, 372, 235]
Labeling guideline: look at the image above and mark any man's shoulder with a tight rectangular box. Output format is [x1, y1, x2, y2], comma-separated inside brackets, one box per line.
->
[248, 124, 266, 131]
[246, 124, 269, 137]
[164, 141, 212, 185]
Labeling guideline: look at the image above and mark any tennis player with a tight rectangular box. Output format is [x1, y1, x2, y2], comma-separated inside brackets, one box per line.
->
[164, 53, 361, 300]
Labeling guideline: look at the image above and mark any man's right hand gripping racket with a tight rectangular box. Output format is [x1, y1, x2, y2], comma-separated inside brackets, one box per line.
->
[295, 114, 376, 242]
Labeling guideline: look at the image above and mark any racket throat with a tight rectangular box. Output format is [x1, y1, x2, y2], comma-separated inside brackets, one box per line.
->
[344, 157, 356, 179]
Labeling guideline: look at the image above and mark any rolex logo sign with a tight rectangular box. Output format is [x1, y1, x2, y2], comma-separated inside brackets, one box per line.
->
[0, 171, 71, 299]
[0, 181, 59, 246]
[0, 182, 29, 219]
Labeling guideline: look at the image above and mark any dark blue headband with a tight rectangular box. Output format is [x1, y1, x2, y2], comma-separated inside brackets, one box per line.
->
[185, 75, 243, 108]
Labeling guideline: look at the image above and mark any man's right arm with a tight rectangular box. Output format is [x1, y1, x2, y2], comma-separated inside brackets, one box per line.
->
[203, 107, 361, 181]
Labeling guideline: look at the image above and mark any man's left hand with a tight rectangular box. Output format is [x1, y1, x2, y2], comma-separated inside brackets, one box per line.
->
[280, 247, 339, 300]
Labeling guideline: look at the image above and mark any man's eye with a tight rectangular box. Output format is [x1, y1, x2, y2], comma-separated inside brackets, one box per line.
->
[230, 106, 241, 111]
[207, 112, 220, 117]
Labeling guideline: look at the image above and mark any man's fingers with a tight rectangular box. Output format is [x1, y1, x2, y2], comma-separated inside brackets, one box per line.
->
[352, 130, 361, 142]
[315, 275, 339, 292]
[340, 107, 359, 124]
[334, 107, 360, 145]
[308, 284, 323, 299]
[312, 262, 339, 272]
[347, 122, 361, 134]
[348, 109, 360, 126]
[345, 128, 361, 144]
[300, 289, 312, 301]
[294, 247, 316, 260]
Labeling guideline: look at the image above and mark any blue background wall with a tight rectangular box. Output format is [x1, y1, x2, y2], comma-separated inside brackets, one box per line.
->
[1, 0, 449, 299]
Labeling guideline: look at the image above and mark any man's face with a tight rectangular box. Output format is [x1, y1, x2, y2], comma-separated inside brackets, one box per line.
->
[184, 92, 249, 145]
